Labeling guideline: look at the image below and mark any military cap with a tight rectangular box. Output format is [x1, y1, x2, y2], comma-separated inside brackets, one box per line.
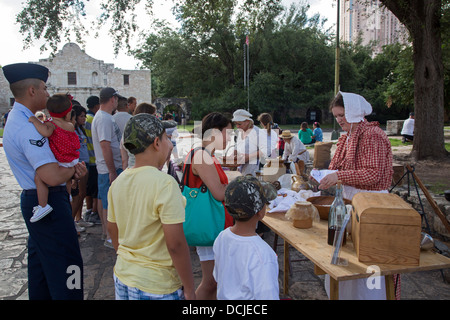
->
[225, 176, 277, 221]
[123, 113, 177, 155]
[2, 63, 49, 84]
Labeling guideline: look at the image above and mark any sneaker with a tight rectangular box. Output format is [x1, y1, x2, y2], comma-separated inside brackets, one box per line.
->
[88, 212, 102, 225]
[83, 209, 92, 221]
[30, 204, 53, 223]
[74, 221, 85, 233]
[104, 239, 114, 249]
[76, 219, 94, 228]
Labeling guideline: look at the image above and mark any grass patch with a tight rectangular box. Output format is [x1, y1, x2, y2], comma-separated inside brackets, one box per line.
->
[389, 138, 410, 147]
[427, 182, 449, 195]
[390, 138, 450, 152]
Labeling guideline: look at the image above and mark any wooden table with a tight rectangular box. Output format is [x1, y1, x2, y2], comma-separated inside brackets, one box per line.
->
[262, 212, 450, 300]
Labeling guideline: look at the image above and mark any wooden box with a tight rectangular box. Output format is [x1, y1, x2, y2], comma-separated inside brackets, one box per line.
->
[351, 193, 421, 266]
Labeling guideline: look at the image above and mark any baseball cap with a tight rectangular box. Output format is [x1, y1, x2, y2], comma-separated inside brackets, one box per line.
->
[3, 63, 49, 84]
[225, 176, 277, 221]
[99, 87, 124, 101]
[232, 109, 253, 122]
[123, 113, 177, 155]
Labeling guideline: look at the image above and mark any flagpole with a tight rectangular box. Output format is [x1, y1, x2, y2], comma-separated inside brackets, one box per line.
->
[246, 35, 250, 112]
[243, 42, 247, 88]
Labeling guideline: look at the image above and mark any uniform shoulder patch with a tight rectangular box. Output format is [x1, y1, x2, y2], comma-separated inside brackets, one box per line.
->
[29, 137, 46, 147]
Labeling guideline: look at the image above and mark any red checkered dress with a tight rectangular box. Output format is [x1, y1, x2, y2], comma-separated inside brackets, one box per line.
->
[329, 120, 393, 192]
[329, 120, 401, 299]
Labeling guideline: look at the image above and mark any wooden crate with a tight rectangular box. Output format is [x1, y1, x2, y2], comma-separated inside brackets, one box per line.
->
[351, 193, 421, 266]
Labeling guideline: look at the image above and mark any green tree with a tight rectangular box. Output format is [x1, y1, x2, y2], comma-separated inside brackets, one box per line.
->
[380, 0, 448, 159]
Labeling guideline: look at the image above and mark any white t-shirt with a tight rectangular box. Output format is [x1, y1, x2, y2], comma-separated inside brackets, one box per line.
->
[401, 118, 414, 136]
[259, 129, 279, 158]
[282, 135, 310, 163]
[113, 111, 132, 136]
[213, 228, 279, 300]
[92, 110, 123, 174]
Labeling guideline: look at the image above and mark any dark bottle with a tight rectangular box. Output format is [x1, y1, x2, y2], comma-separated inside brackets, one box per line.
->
[327, 181, 347, 246]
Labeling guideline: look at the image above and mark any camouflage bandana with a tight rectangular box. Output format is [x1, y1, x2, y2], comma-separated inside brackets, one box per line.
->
[123, 113, 177, 155]
[225, 176, 277, 221]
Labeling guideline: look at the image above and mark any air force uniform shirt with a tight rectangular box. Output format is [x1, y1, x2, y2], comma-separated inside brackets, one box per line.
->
[3, 102, 57, 190]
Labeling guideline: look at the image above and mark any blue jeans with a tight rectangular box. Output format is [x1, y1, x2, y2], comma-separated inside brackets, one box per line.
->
[114, 275, 184, 300]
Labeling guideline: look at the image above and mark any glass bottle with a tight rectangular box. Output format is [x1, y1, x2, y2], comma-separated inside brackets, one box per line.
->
[327, 181, 347, 246]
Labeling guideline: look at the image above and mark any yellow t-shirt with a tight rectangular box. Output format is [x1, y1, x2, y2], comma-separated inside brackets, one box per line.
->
[107, 166, 186, 294]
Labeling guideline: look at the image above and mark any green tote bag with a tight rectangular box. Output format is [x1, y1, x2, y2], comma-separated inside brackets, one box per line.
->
[180, 148, 225, 247]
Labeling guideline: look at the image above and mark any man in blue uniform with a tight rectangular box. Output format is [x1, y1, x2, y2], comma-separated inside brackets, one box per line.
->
[2, 63, 86, 300]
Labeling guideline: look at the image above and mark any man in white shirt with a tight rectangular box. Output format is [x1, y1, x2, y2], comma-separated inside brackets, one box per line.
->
[401, 112, 414, 143]
[92, 87, 123, 247]
[113, 96, 132, 135]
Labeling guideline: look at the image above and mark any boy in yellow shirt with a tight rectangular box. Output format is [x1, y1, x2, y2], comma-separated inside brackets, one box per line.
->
[107, 114, 195, 300]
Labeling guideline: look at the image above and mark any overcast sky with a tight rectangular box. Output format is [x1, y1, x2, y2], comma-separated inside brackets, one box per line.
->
[0, 0, 336, 70]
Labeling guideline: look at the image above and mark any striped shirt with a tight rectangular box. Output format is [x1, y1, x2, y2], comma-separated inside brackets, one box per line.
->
[329, 120, 393, 191]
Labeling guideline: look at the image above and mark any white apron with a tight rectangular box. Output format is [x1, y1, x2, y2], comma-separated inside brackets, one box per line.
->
[325, 186, 388, 300]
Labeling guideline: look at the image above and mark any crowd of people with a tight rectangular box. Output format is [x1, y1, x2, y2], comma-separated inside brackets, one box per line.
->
[2, 62, 396, 301]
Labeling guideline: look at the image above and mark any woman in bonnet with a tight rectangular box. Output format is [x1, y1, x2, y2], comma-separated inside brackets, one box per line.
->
[318, 92, 396, 300]
[318, 92, 393, 200]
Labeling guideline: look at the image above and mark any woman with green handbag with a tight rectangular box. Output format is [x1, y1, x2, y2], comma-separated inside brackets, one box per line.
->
[182, 112, 234, 300]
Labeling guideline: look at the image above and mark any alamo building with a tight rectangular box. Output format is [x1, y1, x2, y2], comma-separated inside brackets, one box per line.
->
[0, 42, 151, 114]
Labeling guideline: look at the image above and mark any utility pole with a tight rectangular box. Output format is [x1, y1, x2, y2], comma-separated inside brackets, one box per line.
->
[331, 0, 341, 140]
[245, 35, 250, 112]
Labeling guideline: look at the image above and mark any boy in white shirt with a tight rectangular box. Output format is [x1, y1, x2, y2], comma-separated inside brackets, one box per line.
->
[213, 176, 279, 300]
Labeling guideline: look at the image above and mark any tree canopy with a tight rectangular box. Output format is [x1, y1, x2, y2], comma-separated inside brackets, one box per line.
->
[14, 0, 450, 159]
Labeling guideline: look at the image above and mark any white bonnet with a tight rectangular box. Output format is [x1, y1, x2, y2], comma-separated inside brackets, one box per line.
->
[340, 91, 372, 123]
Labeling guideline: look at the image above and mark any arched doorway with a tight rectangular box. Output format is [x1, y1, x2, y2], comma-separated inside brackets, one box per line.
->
[153, 98, 192, 124]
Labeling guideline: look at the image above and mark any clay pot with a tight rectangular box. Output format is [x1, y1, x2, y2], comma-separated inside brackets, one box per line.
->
[291, 175, 308, 192]
[293, 217, 313, 229]
[286, 201, 317, 229]
[307, 196, 352, 220]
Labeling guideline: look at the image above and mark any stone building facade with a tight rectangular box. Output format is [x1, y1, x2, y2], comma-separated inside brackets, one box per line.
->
[0, 43, 151, 114]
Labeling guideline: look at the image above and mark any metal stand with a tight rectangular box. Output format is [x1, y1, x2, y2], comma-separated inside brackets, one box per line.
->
[389, 164, 432, 235]
[390, 165, 446, 283]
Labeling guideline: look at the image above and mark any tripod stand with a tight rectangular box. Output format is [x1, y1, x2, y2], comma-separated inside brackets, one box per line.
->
[390, 164, 432, 235]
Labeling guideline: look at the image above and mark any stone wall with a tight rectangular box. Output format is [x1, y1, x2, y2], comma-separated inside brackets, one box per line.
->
[386, 119, 405, 136]
[0, 43, 152, 113]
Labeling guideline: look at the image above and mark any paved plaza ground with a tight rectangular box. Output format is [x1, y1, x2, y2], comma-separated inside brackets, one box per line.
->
[1, 131, 449, 300]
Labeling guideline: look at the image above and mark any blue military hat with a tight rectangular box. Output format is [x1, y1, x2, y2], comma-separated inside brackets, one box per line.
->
[2, 63, 49, 84]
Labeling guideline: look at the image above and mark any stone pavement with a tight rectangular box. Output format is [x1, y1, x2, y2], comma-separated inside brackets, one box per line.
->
[1, 137, 450, 300]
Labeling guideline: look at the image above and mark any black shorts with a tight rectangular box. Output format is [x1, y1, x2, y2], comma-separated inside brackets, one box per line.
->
[86, 165, 98, 198]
